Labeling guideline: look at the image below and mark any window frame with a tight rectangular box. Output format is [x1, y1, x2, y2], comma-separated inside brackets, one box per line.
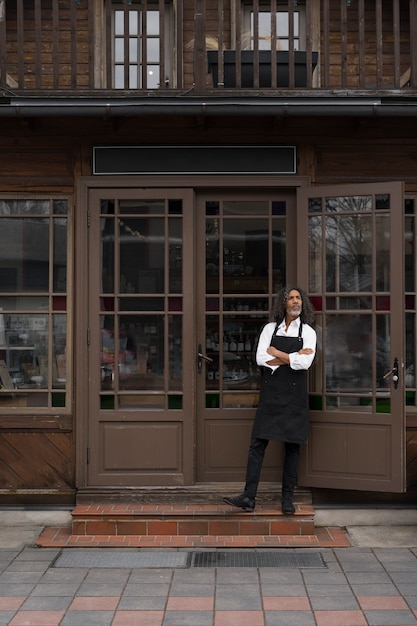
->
[241, 1, 306, 51]
[111, 0, 175, 90]
[0, 194, 72, 415]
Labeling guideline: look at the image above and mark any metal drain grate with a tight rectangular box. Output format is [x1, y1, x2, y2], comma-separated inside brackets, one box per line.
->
[191, 551, 326, 568]
[54, 549, 190, 569]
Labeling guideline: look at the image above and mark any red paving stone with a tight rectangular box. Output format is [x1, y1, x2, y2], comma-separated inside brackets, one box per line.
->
[314, 610, 368, 626]
[111, 611, 164, 626]
[357, 595, 410, 610]
[35, 525, 350, 548]
[69, 596, 120, 610]
[214, 611, 265, 626]
[166, 596, 214, 610]
[263, 596, 311, 610]
[9, 611, 65, 626]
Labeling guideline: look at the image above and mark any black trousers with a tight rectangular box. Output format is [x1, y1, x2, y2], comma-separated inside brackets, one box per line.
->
[243, 438, 301, 499]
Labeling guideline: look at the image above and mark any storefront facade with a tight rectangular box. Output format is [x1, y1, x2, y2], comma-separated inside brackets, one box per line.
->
[0, 0, 416, 507]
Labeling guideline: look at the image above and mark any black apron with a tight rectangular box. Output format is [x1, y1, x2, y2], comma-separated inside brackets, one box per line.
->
[251, 323, 309, 444]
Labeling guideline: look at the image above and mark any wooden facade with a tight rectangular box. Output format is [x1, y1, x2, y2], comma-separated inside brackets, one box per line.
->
[1, 0, 416, 92]
[1, 0, 417, 508]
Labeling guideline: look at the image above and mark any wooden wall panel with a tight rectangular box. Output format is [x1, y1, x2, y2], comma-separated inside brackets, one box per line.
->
[0, 432, 75, 490]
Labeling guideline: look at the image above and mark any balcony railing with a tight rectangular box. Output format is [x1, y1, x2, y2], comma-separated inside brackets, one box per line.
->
[0, 0, 416, 95]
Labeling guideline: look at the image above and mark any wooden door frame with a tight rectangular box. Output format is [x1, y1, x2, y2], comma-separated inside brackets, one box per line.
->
[74, 175, 311, 491]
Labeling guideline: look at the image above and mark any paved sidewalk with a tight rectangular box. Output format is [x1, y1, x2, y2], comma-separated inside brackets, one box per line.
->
[0, 535, 417, 625]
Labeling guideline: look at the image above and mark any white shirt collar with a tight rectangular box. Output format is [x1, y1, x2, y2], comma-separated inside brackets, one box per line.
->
[277, 317, 301, 331]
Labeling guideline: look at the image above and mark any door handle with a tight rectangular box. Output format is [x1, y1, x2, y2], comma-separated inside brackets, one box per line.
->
[383, 357, 399, 389]
[197, 344, 213, 374]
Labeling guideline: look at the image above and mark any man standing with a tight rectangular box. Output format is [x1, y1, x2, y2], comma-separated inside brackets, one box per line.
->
[224, 286, 316, 515]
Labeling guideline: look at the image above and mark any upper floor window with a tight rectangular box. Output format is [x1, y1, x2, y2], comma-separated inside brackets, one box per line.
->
[112, 2, 173, 89]
[243, 3, 306, 50]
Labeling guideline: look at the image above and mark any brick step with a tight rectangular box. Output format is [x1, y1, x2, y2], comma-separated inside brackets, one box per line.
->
[71, 502, 315, 537]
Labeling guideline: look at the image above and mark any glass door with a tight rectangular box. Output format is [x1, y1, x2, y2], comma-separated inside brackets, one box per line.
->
[298, 182, 405, 492]
[86, 188, 195, 487]
[196, 190, 296, 482]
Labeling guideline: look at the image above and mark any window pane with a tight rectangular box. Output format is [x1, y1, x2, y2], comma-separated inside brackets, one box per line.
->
[326, 215, 372, 292]
[114, 11, 124, 36]
[147, 11, 160, 35]
[101, 217, 114, 293]
[325, 196, 372, 212]
[376, 215, 390, 292]
[308, 215, 322, 293]
[146, 65, 160, 88]
[115, 38, 124, 63]
[54, 218, 67, 293]
[169, 315, 182, 390]
[326, 314, 372, 391]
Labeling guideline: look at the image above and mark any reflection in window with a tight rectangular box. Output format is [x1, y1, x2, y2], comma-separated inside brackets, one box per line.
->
[0, 198, 69, 410]
[245, 6, 305, 50]
[326, 215, 372, 292]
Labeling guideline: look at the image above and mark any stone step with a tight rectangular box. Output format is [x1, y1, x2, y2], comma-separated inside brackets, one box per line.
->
[71, 502, 315, 537]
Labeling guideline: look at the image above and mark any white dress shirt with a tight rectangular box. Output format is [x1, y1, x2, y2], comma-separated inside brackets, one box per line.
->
[256, 317, 317, 373]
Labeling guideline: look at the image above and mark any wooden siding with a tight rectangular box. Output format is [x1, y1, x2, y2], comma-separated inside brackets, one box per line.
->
[0, 432, 74, 492]
[0, 0, 416, 93]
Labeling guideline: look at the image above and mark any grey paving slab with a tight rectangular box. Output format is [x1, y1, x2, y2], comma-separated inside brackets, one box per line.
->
[389, 571, 417, 583]
[259, 569, 304, 584]
[14, 547, 59, 561]
[215, 583, 261, 597]
[40, 569, 88, 583]
[6, 560, 51, 573]
[364, 609, 417, 625]
[0, 612, 16, 625]
[60, 610, 114, 626]
[21, 595, 73, 610]
[309, 595, 360, 610]
[172, 568, 215, 583]
[302, 571, 348, 585]
[83, 569, 130, 584]
[396, 583, 417, 595]
[0, 583, 34, 596]
[260, 583, 307, 596]
[350, 583, 399, 596]
[162, 612, 213, 626]
[0, 571, 43, 584]
[215, 567, 260, 583]
[345, 571, 393, 584]
[29, 582, 81, 597]
[265, 611, 316, 626]
[129, 569, 173, 583]
[404, 595, 417, 610]
[304, 584, 356, 597]
[117, 595, 168, 610]
[215, 585, 263, 610]
[374, 548, 417, 561]
[169, 582, 215, 596]
[76, 582, 126, 596]
[123, 582, 171, 596]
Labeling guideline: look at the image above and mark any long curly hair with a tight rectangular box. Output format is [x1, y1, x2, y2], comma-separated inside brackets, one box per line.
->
[270, 286, 315, 326]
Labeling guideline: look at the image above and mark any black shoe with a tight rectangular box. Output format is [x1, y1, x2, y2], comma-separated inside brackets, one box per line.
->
[223, 494, 255, 512]
[281, 496, 295, 515]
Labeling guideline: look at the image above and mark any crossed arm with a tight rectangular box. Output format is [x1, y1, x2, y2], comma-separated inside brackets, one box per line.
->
[265, 346, 314, 366]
